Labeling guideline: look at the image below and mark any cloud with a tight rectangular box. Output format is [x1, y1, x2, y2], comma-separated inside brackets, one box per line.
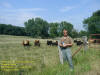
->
[1, 2, 12, 8]
[60, 6, 74, 12]
[0, 7, 46, 26]
[0, 12, 39, 27]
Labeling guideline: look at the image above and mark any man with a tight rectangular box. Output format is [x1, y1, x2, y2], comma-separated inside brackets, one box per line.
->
[59, 29, 74, 71]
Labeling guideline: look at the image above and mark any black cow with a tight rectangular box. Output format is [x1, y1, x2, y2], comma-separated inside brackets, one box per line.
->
[74, 40, 77, 43]
[76, 41, 83, 46]
[47, 40, 52, 46]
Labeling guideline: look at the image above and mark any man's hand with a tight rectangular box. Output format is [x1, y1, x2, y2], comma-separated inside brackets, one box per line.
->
[59, 43, 72, 47]
[64, 44, 72, 47]
[63, 44, 67, 47]
[59, 43, 67, 47]
[59, 43, 63, 47]
[63, 44, 73, 47]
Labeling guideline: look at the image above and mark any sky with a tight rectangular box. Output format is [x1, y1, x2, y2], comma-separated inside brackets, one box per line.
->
[0, 0, 100, 31]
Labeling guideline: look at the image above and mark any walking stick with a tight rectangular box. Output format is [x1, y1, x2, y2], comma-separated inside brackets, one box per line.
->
[58, 41, 63, 64]
[72, 45, 83, 57]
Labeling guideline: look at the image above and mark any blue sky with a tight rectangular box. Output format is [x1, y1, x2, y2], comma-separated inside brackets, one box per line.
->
[0, 0, 100, 31]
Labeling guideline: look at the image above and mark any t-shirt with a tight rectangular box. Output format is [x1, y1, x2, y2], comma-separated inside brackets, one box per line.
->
[60, 36, 73, 45]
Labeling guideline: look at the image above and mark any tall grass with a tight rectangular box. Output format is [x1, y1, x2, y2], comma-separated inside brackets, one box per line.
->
[0, 35, 100, 75]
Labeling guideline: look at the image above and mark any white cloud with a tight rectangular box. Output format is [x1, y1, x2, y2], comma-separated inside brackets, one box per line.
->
[0, 7, 46, 26]
[0, 12, 39, 27]
[1, 2, 12, 8]
[60, 6, 74, 12]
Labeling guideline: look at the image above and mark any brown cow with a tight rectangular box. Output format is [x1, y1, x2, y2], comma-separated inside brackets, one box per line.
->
[22, 40, 30, 46]
[34, 40, 40, 46]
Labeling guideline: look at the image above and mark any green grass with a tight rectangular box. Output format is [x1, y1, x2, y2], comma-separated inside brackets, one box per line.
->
[0, 35, 100, 75]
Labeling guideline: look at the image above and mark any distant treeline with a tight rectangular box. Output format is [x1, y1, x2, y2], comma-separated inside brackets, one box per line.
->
[0, 10, 100, 38]
[0, 18, 88, 38]
[24, 18, 75, 38]
[0, 24, 26, 36]
[0, 20, 78, 38]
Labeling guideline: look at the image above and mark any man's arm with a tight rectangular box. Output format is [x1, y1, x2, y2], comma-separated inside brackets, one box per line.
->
[59, 43, 63, 47]
[63, 43, 73, 47]
[59, 38, 63, 47]
[63, 37, 73, 47]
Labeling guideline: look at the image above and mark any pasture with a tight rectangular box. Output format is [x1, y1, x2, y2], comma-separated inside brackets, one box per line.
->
[0, 35, 100, 75]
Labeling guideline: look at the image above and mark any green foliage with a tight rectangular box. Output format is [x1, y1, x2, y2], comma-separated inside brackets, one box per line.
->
[0, 24, 26, 36]
[49, 23, 59, 38]
[0, 17, 75, 38]
[71, 29, 79, 38]
[58, 21, 73, 36]
[79, 30, 88, 37]
[24, 18, 74, 38]
[24, 18, 49, 38]
[83, 10, 100, 34]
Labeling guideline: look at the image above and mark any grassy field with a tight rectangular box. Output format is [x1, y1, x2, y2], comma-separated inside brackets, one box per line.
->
[0, 35, 100, 75]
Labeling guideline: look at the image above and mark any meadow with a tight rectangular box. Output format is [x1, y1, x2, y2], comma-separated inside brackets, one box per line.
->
[0, 35, 100, 75]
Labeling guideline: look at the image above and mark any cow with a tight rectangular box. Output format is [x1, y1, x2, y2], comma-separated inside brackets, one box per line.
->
[47, 40, 58, 46]
[47, 40, 52, 46]
[52, 41, 58, 46]
[76, 41, 83, 46]
[96, 40, 100, 43]
[74, 40, 77, 43]
[22, 40, 30, 46]
[34, 40, 40, 46]
[89, 39, 95, 43]
[74, 39, 83, 46]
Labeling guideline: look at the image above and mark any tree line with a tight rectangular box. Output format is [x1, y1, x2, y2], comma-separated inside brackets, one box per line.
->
[24, 18, 75, 38]
[83, 10, 100, 35]
[0, 19, 76, 38]
[0, 10, 100, 38]
[0, 24, 26, 36]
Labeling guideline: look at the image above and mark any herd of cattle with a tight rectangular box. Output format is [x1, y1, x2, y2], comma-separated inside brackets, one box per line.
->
[22, 39, 87, 47]
[74, 40, 84, 46]
[22, 40, 58, 47]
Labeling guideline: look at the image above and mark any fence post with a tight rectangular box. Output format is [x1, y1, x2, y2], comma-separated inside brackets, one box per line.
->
[58, 40, 63, 64]
[82, 36, 88, 51]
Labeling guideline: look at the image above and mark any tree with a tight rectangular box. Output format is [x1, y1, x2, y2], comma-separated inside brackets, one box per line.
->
[83, 10, 100, 34]
[24, 17, 49, 38]
[49, 23, 59, 38]
[79, 30, 88, 37]
[24, 18, 35, 36]
[0, 24, 6, 34]
[0, 24, 26, 36]
[58, 21, 73, 37]
[71, 29, 79, 38]
[0, 18, 74, 38]
[35, 18, 49, 38]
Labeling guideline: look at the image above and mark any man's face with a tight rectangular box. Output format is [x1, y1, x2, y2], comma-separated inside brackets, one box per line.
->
[63, 30, 68, 37]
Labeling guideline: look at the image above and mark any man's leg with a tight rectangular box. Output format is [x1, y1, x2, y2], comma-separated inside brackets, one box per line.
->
[66, 48, 74, 69]
[61, 49, 68, 62]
